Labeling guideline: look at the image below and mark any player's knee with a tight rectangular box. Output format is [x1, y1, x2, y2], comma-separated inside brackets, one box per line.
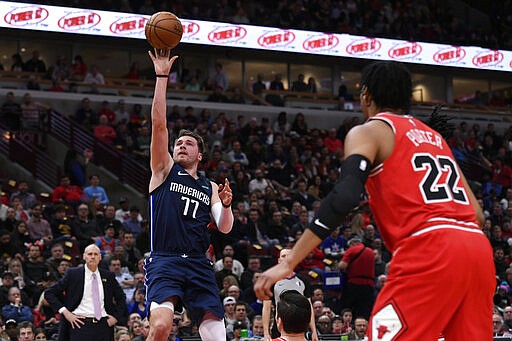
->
[150, 318, 173, 337]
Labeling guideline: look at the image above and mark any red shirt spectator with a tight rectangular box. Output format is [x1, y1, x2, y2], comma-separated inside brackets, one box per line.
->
[323, 128, 343, 155]
[492, 159, 512, 189]
[98, 101, 116, 124]
[297, 247, 325, 271]
[94, 114, 117, 144]
[340, 239, 375, 286]
[52, 176, 86, 203]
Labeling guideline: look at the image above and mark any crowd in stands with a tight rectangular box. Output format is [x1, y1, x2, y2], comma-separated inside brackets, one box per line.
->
[0, 87, 512, 338]
[29, 0, 512, 49]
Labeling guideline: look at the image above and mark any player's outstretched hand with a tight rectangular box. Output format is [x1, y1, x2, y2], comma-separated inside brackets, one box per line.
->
[254, 261, 292, 301]
[148, 48, 178, 77]
[218, 178, 232, 207]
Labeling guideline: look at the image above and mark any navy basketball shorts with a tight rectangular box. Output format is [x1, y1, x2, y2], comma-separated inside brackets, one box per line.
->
[144, 253, 224, 324]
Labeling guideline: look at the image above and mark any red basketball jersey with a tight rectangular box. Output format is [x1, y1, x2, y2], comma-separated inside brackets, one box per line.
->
[365, 113, 478, 253]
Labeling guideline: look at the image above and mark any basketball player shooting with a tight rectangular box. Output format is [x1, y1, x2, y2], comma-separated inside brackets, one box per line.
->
[255, 61, 495, 340]
[145, 48, 234, 341]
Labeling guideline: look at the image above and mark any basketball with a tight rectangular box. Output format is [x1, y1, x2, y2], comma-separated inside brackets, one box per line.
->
[145, 12, 183, 49]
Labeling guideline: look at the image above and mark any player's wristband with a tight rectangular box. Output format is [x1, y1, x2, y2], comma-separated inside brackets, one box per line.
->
[221, 200, 231, 208]
[156, 74, 168, 78]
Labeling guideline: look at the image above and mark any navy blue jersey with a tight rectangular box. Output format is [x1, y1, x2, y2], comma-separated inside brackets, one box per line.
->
[149, 163, 213, 254]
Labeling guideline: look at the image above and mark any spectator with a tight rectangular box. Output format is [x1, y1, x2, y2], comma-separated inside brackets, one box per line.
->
[267, 210, 290, 245]
[338, 84, 354, 101]
[317, 315, 331, 335]
[273, 111, 291, 136]
[45, 243, 66, 281]
[230, 88, 246, 104]
[97, 204, 123, 238]
[252, 74, 266, 95]
[345, 317, 368, 340]
[48, 79, 65, 92]
[132, 124, 151, 160]
[225, 140, 249, 166]
[214, 245, 244, 279]
[71, 203, 101, 252]
[207, 86, 230, 103]
[74, 97, 98, 130]
[17, 321, 36, 341]
[1, 287, 34, 323]
[1, 91, 21, 130]
[184, 76, 200, 91]
[250, 315, 264, 339]
[324, 128, 343, 155]
[213, 62, 229, 91]
[26, 75, 41, 91]
[291, 113, 309, 136]
[215, 256, 236, 289]
[227, 302, 251, 336]
[23, 244, 48, 299]
[340, 308, 353, 334]
[95, 224, 119, 256]
[338, 238, 375, 320]
[23, 50, 46, 73]
[306, 77, 317, 93]
[51, 176, 86, 206]
[94, 114, 117, 144]
[123, 207, 142, 238]
[10, 221, 31, 257]
[248, 168, 273, 193]
[223, 296, 237, 332]
[83, 175, 109, 205]
[49, 55, 69, 81]
[109, 257, 134, 304]
[11, 53, 24, 72]
[115, 197, 141, 223]
[83, 65, 105, 85]
[122, 231, 142, 272]
[69, 55, 88, 81]
[26, 203, 52, 244]
[10, 181, 37, 211]
[114, 99, 130, 125]
[20, 93, 47, 131]
[292, 179, 316, 211]
[98, 101, 116, 125]
[63, 149, 91, 188]
[126, 62, 140, 80]
[470, 90, 487, 106]
[291, 74, 308, 92]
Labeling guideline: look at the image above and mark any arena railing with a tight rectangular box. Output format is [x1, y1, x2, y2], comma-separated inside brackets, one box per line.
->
[0, 122, 60, 188]
[47, 110, 150, 194]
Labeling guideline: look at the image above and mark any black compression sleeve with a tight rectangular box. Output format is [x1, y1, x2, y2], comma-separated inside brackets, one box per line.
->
[309, 154, 371, 240]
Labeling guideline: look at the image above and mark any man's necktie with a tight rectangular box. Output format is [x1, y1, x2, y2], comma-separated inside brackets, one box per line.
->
[91, 273, 102, 320]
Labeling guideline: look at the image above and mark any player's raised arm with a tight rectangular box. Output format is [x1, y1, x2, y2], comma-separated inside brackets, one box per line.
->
[148, 48, 178, 192]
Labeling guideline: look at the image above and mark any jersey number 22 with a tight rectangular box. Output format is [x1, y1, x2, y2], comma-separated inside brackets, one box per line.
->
[412, 153, 469, 204]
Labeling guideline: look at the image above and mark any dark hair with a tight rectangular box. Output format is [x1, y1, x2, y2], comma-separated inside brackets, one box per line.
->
[177, 129, 205, 154]
[17, 321, 34, 335]
[361, 61, 412, 113]
[277, 291, 311, 334]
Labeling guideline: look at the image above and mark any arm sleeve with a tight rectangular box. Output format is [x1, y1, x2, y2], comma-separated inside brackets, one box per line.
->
[309, 154, 371, 240]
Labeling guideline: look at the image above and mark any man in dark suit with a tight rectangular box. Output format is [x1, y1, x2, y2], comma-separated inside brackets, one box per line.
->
[45, 244, 127, 341]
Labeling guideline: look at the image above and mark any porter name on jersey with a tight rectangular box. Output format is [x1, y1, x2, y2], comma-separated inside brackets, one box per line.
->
[405, 128, 443, 149]
[169, 182, 211, 205]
